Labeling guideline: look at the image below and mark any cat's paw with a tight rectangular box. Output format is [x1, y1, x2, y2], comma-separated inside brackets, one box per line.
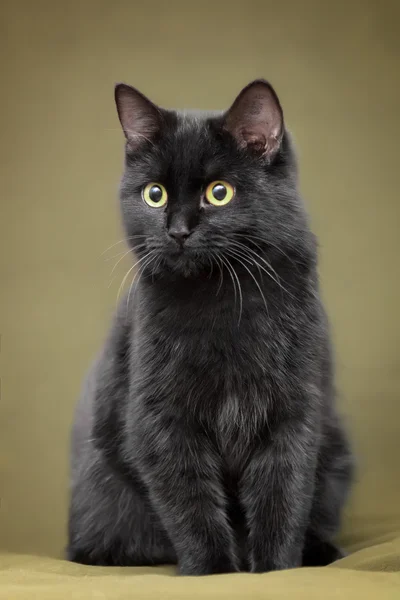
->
[249, 552, 302, 573]
[178, 554, 239, 576]
[302, 538, 346, 567]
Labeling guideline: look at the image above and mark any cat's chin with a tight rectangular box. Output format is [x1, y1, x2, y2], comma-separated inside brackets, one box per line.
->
[159, 253, 211, 279]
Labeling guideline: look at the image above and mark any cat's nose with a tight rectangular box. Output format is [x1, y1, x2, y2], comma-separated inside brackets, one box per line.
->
[168, 226, 191, 245]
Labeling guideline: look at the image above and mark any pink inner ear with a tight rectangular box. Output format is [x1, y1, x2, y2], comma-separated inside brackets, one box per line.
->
[242, 126, 281, 156]
[240, 129, 267, 153]
[115, 84, 161, 148]
[224, 81, 283, 158]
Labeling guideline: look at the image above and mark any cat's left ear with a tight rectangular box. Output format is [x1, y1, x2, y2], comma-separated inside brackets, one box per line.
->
[223, 79, 284, 160]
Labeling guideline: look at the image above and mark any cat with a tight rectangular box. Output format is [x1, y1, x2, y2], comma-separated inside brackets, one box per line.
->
[67, 79, 354, 575]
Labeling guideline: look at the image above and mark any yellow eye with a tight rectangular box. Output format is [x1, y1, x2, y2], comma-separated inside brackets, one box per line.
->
[143, 183, 168, 207]
[205, 181, 235, 206]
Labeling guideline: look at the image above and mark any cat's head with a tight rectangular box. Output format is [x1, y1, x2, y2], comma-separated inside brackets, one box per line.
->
[115, 80, 310, 279]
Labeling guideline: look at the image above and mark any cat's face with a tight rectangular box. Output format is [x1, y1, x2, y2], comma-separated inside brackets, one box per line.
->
[116, 80, 302, 278]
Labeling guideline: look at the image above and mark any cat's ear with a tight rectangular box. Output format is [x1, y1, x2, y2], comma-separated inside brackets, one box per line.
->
[114, 83, 162, 149]
[223, 80, 284, 160]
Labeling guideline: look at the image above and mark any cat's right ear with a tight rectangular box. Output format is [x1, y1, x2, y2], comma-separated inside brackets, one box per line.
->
[114, 84, 162, 150]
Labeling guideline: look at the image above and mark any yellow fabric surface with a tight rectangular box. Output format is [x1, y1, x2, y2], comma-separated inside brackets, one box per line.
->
[1, 532, 400, 600]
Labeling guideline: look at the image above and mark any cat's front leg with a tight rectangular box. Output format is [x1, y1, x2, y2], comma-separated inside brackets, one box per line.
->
[134, 414, 239, 576]
[240, 418, 318, 573]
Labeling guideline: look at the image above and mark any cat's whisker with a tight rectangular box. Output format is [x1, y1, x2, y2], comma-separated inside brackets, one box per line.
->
[116, 263, 137, 303]
[109, 243, 148, 275]
[123, 269, 143, 323]
[215, 256, 224, 296]
[237, 251, 286, 302]
[233, 233, 300, 273]
[219, 256, 237, 312]
[222, 254, 243, 325]
[150, 254, 163, 283]
[228, 243, 264, 280]
[207, 255, 214, 279]
[108, 275, 118, 289]
[230, 240, 294, 300]
[126, 252, 158, 316]
[102, 239, 128, 256]
[155, 256, 163, 278]
[126, 264, 143, 311]
[105, 242, 148, 262]
[105, 249, 131, 261]
[228, 243, 283, 299]
[116, 251, 155, 306]
[107, 245, 148, 289]
[226, 249, 269, 319]
[101, 235, 147, 256]
[231, 236, 267, 262]
[110, 248, 135, 275]
[228, 243, 267, 275]
[209, 251, 224, 296]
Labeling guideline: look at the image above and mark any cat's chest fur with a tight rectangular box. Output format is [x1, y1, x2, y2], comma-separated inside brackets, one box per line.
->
[138, 311, 277, 470]
[133, 287, 296, 470]
[214, 390, 271, 474]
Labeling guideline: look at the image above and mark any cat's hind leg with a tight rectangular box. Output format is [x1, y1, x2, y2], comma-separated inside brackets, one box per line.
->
[67, 449, 176, 567]
[302, 422, 354, 567]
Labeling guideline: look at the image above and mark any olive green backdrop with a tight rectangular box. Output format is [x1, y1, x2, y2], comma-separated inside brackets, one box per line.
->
[0, 0, 399, 558]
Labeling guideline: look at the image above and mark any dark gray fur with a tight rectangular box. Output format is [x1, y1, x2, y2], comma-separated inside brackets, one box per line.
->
[67, 80, 354, 574]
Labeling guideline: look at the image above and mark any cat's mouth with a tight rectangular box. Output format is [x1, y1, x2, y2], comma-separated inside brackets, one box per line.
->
[143, 237, 214, 278]
[167, 244, 186, 255]
[165, 237, 196, 258]
[161, 244, 210, 277]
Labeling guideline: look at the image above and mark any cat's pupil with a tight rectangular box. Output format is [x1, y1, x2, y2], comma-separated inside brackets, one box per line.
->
[149, 185, 162, 202]
[212, 184, 227, 201]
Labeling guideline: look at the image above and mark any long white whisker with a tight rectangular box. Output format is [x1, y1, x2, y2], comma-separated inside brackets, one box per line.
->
[228, 243, 284, 300]
[233, 233, 300, 273]
[105, 242, 148, 262]
[107, 245, 147, 289]
[126, 252, 157, 313]
[215, 255, 224, 296]
[230, 240, 294, 299]
[101, 235, 147, 256]
[116, 251, 155, 306]
[226, 250, 269, 319]
[219, 255, 237, 313]
[223, 255, 243, 326]
[151, 255, 163, 283]
[229, 243, 269, 276]
[116, 264, 137, 304]
[208, 255, 214, 279]
[228, 242, 264, 280]
[105, 249, 131, 261]
[208, 251, 224, 296]
[110, 248, 134, 275]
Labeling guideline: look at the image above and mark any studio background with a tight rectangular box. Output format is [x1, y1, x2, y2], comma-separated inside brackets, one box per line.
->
[1, 0, 399, 557]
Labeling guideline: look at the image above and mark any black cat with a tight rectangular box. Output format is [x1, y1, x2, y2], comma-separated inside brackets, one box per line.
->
[67, 80, 354, 575]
